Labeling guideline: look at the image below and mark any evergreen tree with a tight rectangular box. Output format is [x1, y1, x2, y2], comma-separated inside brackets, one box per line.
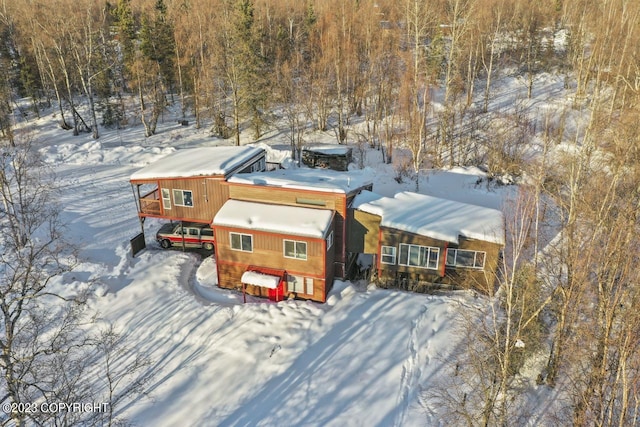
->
[140, 0, 176, 94]
[111, 0, 137, 75]
[229, 0, 269, 141]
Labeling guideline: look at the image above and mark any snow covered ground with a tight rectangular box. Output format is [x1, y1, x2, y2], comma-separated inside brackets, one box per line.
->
[16, 71, 572, 425]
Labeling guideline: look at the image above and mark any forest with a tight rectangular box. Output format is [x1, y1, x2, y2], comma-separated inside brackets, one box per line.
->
[0, 0, 639, 425]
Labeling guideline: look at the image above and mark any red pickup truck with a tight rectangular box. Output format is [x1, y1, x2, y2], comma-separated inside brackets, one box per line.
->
[155, 222, 215, 251]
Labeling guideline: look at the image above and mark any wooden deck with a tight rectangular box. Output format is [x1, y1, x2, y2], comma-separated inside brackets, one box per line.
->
[139, 188, 161, 216]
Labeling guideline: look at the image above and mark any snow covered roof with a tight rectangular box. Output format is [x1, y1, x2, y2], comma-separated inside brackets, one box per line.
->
[227, 167, 373, 194]
[304, 144, 352, 155]
[241, 271, 280, 289]
[353, 191, 505, 245]
[213, 200, 333, 238]
[130, 146, 264, 181]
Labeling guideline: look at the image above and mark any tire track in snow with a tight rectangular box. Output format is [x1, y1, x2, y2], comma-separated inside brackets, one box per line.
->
[394, 302, 430, 426]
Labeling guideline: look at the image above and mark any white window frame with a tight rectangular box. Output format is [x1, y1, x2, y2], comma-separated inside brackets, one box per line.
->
[172, 189, 194, 207]
[380, 246, 397, 265]
[283, 240, 308, 260]
[398, 244, 440, 270]
[230, 232, 253, 252]
[326, 231, 334, 251]
[445, 249, 486, 270]
[161, 188, 171, 210]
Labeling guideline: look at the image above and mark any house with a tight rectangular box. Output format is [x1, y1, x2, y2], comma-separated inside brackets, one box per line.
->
[348, 191, 505, 292]
[225, 167, 373, 279]
[129, 146, 506, 301]
[212, 199, 335, 303]
[130, 146, 266, 225]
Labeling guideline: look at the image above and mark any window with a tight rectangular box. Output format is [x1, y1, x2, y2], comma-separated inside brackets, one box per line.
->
[230, 232, 253, 252]
[173, 189, 193, 207]
[287, 274, 304, 293]
[161, 188, 171, 210]
[250, 158, 266, 172]
[188, 228, 199, 236]
[381, 246, 397, 265]
[284, 240, 307, 260]
[326, 231, 334, 251]
[446, 249, 486, 269]
[398, 244, 439, 270]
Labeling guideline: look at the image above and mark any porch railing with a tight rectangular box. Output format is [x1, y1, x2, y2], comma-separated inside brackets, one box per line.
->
[140, 188, 161, 215]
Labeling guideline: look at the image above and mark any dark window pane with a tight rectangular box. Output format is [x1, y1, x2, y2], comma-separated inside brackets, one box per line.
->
[284, 240, 295, 257]
[446, 249, 456, 266]
[231, 233, 241, 249]
[296, 242, 307, 259]
[399, 245, 409, 265]
[242, 235, 252, 251]
[428, 248, 439, 269]
[183, 191, 193, 206]
[456, 250, 475, 267]
[409, 246, 420, 266]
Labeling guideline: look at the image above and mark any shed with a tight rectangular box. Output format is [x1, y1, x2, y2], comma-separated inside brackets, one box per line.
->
[302, 145, 353, 171]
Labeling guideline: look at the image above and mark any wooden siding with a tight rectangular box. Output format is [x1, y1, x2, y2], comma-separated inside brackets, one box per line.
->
[133, 177, 229, 224]
[213, 222, 334, 303]
[227, 183, 349, 278]
[131, 152, 264, 223]
[217, 262, 327, 303]
[377, 228, 447, 284]
[347, 208, 381, 254]
[443, 237, 502, 292]
[376, 227, 502, 293]
[227, 183, 342, 212]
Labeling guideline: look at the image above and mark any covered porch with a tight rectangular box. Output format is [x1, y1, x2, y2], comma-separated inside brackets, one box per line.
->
[132, 183, 162, 217]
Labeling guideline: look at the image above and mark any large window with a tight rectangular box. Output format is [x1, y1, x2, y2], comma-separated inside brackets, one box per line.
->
[381, 246, 397, 265]
[161, 188, 171, 210]
[284, 240, 307, 260]
[173, 189, 193, 207]
[398, 244, 439, 270]
[446, 249, 486, 269]
[230, 232, 253, 252]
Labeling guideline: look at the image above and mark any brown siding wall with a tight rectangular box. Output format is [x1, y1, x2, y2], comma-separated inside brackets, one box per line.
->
[217, 262, 328, 302]
[214, 224, 332, 303]
[378, 228, 447, 284]
[376, 228, 502, 293]
[153, 176, 226, 224]
[444, 237, 502, 292]
[227, 183, 348, 278]
[347, 209, 381, 254]
[228, 184, 341, 212]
